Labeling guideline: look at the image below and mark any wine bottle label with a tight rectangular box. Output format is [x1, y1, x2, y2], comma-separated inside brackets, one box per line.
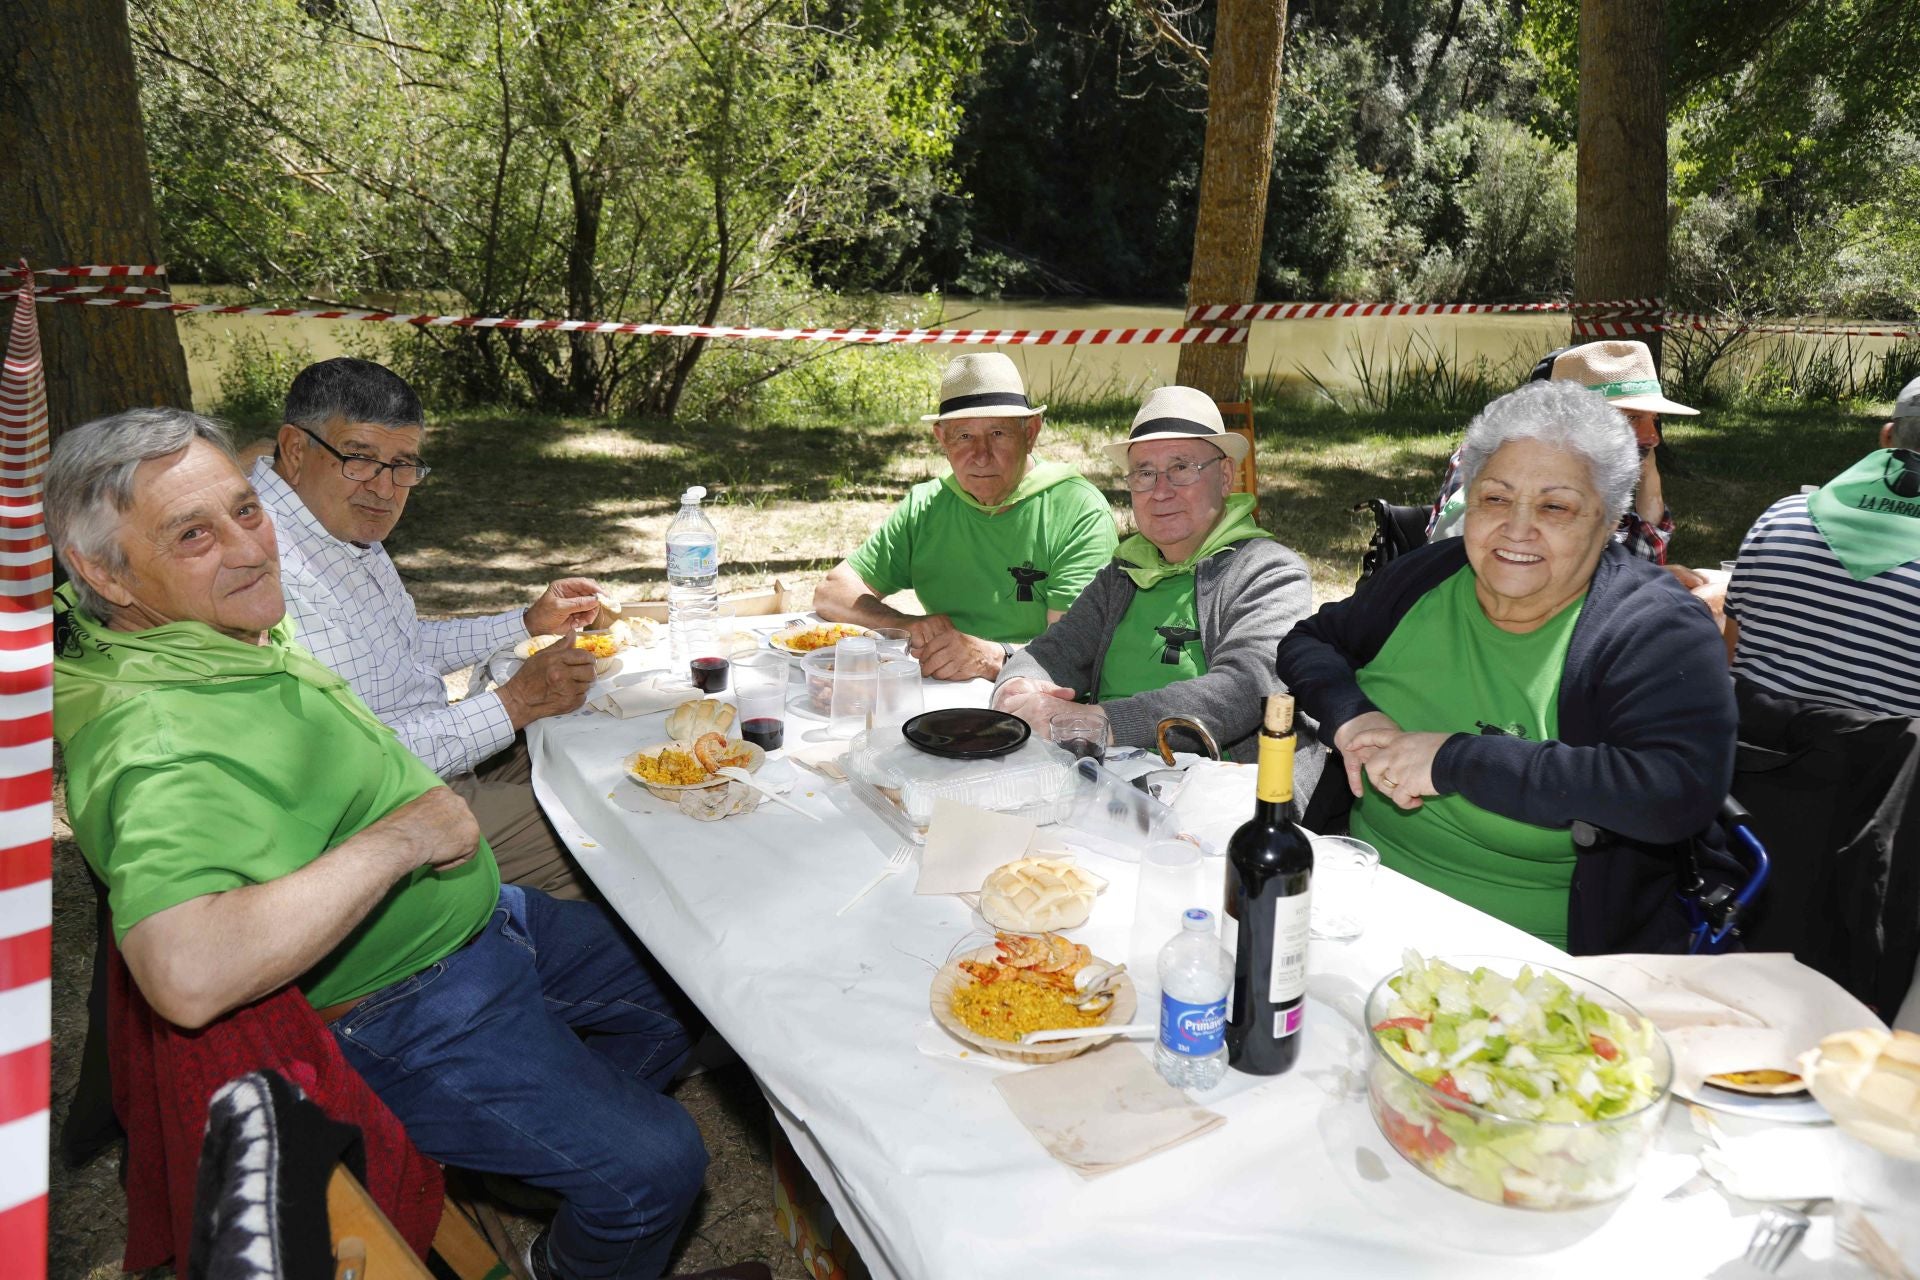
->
[1255, 733, 1294, 804]
[1273, 1004, 1305, 1039]
[1159, 991, 1227, 1057]
[1269, 895, 1311, 1003]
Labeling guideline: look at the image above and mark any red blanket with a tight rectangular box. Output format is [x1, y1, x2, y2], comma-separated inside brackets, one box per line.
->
[107, 947, 444, 1270]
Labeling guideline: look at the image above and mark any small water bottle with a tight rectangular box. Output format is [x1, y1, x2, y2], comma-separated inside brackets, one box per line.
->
[1155, 908, 1230, 1091]
[666, 486, 720, 666]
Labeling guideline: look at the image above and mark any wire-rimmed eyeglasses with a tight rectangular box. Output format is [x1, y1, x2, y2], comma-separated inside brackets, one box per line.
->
[1122, 456, 1223, 493]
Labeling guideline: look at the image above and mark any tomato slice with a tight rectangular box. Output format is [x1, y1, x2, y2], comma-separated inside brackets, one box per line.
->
[1379, 1105, 1454, 1160]
[1589, 1033, 1620, 1062]
[1432, 1072, 1475, 1112]
[1371, 1016, 1429, 1033]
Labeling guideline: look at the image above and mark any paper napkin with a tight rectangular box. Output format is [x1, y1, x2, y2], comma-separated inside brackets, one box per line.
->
[993, 1043, 1225, 1178]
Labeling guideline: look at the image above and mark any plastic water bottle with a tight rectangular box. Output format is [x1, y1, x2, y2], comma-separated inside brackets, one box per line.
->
[1155, 907, 1230, 1090]
[666, 486, 721, 666]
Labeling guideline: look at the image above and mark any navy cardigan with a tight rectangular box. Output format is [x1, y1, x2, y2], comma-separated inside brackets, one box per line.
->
[1276, 539, 1738, 954]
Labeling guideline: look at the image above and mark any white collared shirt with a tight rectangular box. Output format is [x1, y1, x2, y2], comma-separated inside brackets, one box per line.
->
[252, 457, 525, 778]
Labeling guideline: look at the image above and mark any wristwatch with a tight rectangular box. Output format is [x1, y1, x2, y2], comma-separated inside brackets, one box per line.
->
[998, 642, 1014, 661]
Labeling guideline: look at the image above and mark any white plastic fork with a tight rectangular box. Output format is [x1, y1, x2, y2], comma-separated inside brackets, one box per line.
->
[714, 765, 820, 822]
[837, 845, 912, 915]
[1020, 1023, 1156, 1045]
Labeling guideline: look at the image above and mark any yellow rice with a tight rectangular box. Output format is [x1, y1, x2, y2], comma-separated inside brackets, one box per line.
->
[576, 634, 621, 659]
[631, 747, 709, 786]
[951, 979, 1105, 1042]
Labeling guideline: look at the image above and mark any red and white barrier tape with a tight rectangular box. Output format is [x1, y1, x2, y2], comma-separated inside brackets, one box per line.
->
[33, 264, 166, 278]
[32, 294, 1248, 345]
[1187, 299, 1662, 323]
[34, 269, 1917, 344]
[0, 285, 171, 300]
[1663, 314, 1920, 341]
[0, 265, 54, 1280]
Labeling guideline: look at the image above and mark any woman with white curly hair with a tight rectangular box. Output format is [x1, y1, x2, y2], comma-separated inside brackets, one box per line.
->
[1279, 379, 1737, 954]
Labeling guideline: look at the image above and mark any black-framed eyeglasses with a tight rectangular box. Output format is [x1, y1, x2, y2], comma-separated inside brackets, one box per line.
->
[1123, 455, 1223, 493]
[296, 426, 431, 487]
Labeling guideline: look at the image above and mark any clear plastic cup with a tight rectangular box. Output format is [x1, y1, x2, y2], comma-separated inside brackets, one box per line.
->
[1309, 835, 1379, 940]
[872, 655, 925, 731]
[1048, 711, 1109, 762]
[733, 652, 787, 751]
[1128, 840, 1205, 1006]
[871, 627, 912, 656]
[827, 636, 878, 739]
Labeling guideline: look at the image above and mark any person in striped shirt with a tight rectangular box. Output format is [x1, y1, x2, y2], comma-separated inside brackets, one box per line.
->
[1725, 376, 1920, 718]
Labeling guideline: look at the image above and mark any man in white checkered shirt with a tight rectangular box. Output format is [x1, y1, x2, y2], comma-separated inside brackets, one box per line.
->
[254, 358, 602, 898]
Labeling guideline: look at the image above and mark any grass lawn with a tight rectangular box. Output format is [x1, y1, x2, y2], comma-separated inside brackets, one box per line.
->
[382, 397, 1889, 615]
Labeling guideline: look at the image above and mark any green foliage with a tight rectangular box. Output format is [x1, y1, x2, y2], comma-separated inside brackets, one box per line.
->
[1287, 333, 1520, 415]
[132, 0, 984, 418]
[1665, 328, 1920, 410]
[203, 330, 315, 433]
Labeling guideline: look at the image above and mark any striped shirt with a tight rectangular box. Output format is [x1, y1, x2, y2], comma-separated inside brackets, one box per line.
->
[1727, 493, 1920, 718]
[253, 458, 527, 778]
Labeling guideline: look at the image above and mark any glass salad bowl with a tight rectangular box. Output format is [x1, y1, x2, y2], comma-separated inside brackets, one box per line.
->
[1364, 953, 1673, 1211]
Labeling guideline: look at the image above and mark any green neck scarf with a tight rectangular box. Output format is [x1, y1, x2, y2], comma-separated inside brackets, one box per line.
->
[52, 584, 394, 744]
[1806, 449, 1920, 581]
[1115, 493, 1273, 589]
[939, 460, 1081, 515]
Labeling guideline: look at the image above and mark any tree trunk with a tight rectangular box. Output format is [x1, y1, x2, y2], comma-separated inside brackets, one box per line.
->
[0, 0, 191, 435]
[558, 141, 605, 414]
[1175, 0, 1288, 402]
[1574, 0, 1667, 363]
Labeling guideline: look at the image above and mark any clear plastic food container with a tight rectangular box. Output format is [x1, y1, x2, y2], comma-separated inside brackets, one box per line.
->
[845, 728, 1080, 844]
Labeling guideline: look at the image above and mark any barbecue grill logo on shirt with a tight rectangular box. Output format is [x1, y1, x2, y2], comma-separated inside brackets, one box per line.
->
[1007, 563, 1048, 602]
[1154, 626, 1201, 665]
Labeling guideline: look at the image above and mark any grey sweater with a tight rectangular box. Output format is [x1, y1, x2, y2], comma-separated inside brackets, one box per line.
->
[998, 539, 1325, 799]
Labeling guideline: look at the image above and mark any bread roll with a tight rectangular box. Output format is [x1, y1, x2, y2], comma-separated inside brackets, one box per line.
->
[665, 697, 736, 742]
[979, 858, 1107, 933]
[1800, 1027, 1920, 1159]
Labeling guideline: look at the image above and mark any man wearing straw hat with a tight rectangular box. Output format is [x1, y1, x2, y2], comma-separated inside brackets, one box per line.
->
[814, 352, 1118, 680]
[1429, 340, 1698, 564]
[993, 386, 1324, 787]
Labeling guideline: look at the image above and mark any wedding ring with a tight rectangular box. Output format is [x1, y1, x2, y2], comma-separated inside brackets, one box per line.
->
[1381, 774, 1398, 788]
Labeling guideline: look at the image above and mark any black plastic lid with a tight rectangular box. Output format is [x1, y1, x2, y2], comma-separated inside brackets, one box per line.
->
[901, 707, 1032, 759]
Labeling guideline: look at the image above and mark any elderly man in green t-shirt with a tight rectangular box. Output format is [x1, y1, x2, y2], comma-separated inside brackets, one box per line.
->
[814, 352, 1117, 680]
[49, 409, 723, 1280]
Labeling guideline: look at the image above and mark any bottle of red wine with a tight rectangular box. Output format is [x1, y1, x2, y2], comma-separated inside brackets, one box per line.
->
[1225, 693, 1314, 1075]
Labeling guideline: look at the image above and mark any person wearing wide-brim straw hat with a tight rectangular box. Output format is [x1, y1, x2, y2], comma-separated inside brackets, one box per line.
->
[813, 352, 1117, 680]
[1429, 339, 1697, 570]
[993, 386, 1326, 785]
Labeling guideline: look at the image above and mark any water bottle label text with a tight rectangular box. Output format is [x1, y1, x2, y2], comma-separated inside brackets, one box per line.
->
[1159, 992, 1227, 1057]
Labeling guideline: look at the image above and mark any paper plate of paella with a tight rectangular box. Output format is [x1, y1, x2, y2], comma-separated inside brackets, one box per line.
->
[930, 931, 1135, 1064]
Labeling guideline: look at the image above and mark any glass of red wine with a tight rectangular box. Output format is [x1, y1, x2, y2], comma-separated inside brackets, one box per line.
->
[1048, 711, 1109, 762]
[732, 653, 787, 751]
[690, 655, 730, 693]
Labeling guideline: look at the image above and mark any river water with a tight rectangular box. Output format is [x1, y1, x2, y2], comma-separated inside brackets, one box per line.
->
[175, 294, 1902, 411]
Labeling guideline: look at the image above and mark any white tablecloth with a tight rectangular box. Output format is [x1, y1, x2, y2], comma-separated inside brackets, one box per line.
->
[525, 639, 1853, 1279]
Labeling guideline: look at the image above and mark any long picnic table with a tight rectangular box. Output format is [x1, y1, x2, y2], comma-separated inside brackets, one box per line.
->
[523, 627, 1853, 1278]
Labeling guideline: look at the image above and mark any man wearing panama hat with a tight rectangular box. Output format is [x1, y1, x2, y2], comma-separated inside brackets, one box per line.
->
[1429, 339, 1698, 565]
[993, 386, 1324, 785]
[814, 352, 1117, 680]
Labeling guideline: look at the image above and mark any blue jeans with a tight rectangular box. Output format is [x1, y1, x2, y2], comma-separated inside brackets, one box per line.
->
[332, 886, 707, 1279]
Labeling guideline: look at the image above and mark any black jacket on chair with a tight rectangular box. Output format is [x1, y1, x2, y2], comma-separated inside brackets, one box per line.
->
[1733, 678, 1920, 1017]
[1279, 538, 1738, 955]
